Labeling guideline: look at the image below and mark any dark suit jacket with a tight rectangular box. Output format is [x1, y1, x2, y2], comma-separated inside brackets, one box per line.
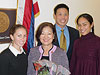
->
[37, 25, 79, 64]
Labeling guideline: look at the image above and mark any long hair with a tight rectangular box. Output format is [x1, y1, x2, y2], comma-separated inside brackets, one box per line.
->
[76, 13, 94, 34]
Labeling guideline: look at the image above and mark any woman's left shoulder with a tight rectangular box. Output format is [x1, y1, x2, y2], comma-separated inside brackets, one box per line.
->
[93, 35, 100, 46]
[94, 34, 100, 41]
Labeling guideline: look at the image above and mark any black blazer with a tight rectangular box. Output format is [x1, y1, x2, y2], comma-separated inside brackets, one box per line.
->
[37, 25, 79, 63]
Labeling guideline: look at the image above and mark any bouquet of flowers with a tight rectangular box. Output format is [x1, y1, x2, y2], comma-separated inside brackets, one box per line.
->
[34, 60, 50, 75]
[37, 65, 50, 75]
[33, 60, 70, 75]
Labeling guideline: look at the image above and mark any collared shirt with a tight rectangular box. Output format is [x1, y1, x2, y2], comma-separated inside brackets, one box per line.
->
[9, 44, 26, 56]
[55, 24, 70, 52]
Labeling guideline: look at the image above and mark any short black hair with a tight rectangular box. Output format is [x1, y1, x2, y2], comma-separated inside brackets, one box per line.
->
[36, 22, 57, 43]
[54, 3, 69, 15]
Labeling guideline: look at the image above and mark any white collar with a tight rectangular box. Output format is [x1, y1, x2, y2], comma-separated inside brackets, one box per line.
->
[9, 44, 25, 56]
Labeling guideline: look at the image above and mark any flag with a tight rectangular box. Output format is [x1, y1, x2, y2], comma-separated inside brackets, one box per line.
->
[16, 0, 40, 53]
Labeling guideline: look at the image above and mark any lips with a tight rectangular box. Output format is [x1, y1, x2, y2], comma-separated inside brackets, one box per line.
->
[43, 39, 50, 42]
[79, 29, 86, 35]
[81, 30, 85, 33]
[19, 41, 25, 45]
[60, 19, 66, 23]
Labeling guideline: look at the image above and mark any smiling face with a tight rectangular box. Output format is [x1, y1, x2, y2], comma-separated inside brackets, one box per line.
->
[54, 8, 69, 28]
[10, 28, 27, 49]
[40, 26, 54, 46]
[77, 17, 93, 36]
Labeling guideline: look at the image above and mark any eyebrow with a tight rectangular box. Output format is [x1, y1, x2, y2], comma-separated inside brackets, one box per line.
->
[83, 21, 89, 24]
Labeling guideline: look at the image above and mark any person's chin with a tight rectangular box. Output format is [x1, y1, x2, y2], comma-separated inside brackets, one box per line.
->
[19, 44, 24, 47]
[43, 43, 50, 46]
[81, 33, 87, 36]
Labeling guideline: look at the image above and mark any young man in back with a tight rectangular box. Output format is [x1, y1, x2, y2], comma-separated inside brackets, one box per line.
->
[53, 3, 79, 63]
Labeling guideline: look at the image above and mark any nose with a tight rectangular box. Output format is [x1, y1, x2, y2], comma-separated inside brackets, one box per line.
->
[44, 34, 48, 38]
[81, 26, 84, 30]
[62, 15, 65, 19]
[79, 25, 84, 30]
[20, 36, 26, 41]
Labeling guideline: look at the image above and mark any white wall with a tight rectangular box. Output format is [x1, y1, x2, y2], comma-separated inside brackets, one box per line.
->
[0, 0, 17, 9]
[0, 0, 100, 52]
[36, 0, 100, 36]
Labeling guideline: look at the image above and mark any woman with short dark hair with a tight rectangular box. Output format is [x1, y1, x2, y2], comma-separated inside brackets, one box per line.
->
[27, 22, 70, 75]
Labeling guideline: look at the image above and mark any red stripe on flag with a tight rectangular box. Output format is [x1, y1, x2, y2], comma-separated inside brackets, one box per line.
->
[34, 2, 39, 16]
[17, 0, 40, 52]
[23, 0, 33, 50]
